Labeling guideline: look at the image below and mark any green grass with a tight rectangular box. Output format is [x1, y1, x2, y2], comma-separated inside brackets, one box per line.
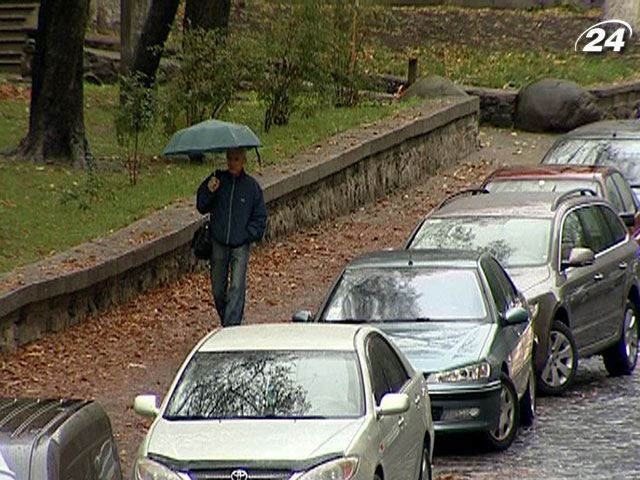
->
[0, 85, 410, 273]
[369, 43, 640, 89]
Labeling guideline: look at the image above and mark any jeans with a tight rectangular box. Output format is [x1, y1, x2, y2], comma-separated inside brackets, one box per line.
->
[210, 239, 250, 327]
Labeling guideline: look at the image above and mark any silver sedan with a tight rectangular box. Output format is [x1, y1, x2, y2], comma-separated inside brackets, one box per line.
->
[132, 323, 435, 480]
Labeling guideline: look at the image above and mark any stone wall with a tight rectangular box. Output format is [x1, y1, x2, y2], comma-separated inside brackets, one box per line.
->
[466, 80, 640, 127]
[0, 97, 479, 352]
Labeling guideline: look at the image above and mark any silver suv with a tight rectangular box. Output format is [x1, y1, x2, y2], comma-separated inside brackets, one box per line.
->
[405, 189, 640, 395]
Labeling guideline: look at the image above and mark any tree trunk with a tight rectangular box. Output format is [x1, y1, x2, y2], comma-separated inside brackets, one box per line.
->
[184, 0, 231, 32]
[131, 0, 179, 86]
[18, 0, 90, 168]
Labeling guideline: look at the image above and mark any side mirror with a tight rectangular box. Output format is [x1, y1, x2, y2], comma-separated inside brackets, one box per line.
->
[134, 395, 160, 418]
[561, 247, 595, 270]
[375, 393, 410, 418]
[503, 306, 529, 325]
[620, 212, 636, 227]
[292, 310, 314, 323]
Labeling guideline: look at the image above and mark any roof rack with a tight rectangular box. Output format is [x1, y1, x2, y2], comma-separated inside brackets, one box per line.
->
[435, 188, 490, 210]
[551, 188, 598, 210]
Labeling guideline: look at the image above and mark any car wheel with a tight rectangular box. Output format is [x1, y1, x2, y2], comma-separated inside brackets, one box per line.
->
[603, 300, 639, 376]
[519, 363, 536, 427]
[538, 320, 578, 396]
[484, 373, 519, 451]
[418, 441, 432, 480]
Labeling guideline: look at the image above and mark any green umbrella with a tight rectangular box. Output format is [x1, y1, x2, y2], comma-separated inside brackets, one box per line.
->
[162, 119, 262, 157]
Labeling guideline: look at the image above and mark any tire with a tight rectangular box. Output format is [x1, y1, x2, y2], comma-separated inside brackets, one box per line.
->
[538, 320, 578, 396]
[484, 373, 519, 451]
[418, 441, 432, 480]
[374, 473, 382, 480]
[519, 363, 536, 427]
[603, 300, 639, 376]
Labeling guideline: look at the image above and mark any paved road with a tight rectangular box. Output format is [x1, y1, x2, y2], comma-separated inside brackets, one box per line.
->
[5, 127, 640, 479]
[435, 357, 640, 479]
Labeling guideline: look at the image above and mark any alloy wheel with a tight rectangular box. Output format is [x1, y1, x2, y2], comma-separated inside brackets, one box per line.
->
[492, 381, 516, 441]
[542, 329, 574, 388]
[624, 307, 638, 364]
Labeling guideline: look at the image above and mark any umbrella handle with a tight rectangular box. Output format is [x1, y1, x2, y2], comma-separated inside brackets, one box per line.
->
[255, 147, 262, 167]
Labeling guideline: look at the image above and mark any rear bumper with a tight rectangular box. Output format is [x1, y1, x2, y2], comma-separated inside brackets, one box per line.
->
[428, 381, 501, 433]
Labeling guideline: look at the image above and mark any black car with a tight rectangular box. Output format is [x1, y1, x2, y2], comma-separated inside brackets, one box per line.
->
[0, 398, 122, 480]
[294, 249, 535, 451]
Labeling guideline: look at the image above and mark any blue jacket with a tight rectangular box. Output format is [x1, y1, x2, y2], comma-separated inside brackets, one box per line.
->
[196, 169, 267, 247]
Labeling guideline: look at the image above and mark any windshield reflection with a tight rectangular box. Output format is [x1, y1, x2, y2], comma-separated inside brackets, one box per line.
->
[165, 351, 364, 419]
[410, 217, 551, 267]
[323, 268, 487, 321]
[544, 139, 640, 186]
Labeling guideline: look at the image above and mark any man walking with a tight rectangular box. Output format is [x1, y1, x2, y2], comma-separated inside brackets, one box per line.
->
[196, 148, 267, 326]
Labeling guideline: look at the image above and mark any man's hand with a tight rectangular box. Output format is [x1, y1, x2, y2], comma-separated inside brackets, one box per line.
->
[207, 176, 220, 192]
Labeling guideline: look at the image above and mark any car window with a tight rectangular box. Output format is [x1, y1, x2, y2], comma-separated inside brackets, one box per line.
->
[367, 335, 410, 399]
[165, 351, 365, 419]
[410, 217, 552, 267]
[612, 172, 638, 213]
[605, 176, 625, 213]
[367, 344, 390, 405]
[490, 259, 519, 309]
[561, 210, 588, 262]
[599, 205, 627, 245]
[323, 267, 488, 321]
[576, 206, 614, 254]
[481, 259, 508, 314]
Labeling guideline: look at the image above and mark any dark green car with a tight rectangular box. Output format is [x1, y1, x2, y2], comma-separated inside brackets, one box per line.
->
[294, 249, 535, 451]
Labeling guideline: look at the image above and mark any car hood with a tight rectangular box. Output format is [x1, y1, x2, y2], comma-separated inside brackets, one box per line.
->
[146, 417, 365, 465]
[506, 265, 551, 297]
[378, 322, 496, 373]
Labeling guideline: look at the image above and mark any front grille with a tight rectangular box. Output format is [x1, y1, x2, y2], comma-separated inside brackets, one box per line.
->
[191, 469, 293, 480]
[431, 406, 443, 422]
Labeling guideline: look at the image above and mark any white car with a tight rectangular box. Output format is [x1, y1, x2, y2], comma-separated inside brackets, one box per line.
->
[132, 323, 434, 480]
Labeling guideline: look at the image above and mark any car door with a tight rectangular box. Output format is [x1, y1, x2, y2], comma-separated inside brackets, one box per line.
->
[366, 334, 421, 480]
[575, 205, 626, 347]
[592, 205, 632, 342]
[558, 208, 601, 350]
[482, 258, 530, 395]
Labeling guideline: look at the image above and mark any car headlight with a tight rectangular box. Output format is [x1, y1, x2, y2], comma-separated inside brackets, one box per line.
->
[427, 362, 491, 383]
[296, 457, 359, 480]
[134, 458, 187, 480]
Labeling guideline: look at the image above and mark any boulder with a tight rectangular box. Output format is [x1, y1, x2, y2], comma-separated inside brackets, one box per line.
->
[84, 49, 119, 84]
[515, 78, 601, 132]
[401, 75, 468, 101]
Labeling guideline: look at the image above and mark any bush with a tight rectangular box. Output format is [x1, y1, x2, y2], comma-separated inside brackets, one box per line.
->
[252, 1, 330, 132]
[328, 0, 373, 107]
[115, 72, 157, 185]
[161, 28, 249, 135]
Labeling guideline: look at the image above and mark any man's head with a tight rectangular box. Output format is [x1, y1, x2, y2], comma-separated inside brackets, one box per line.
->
[227, 148, 246, 176]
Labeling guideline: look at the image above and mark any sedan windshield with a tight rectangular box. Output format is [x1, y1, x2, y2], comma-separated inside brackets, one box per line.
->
[164, 351, 363, 419]
[486, 179, 602, 196]
[410, 217, 552, 267]
[544, 139, 640, 187]
[323, 268, 487, 322]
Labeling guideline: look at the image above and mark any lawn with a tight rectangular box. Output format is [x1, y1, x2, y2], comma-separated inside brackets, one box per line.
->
[0, 84, 410, 273]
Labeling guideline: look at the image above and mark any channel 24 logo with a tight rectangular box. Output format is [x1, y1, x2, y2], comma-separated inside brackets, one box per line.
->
[575, 20, 633, 53]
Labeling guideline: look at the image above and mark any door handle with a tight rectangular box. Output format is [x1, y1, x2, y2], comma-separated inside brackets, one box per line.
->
[594, 273, 604, 281]
[414, 394, 421, 406]
[619, 262, 628, 270]
[398, 417, 405, 429]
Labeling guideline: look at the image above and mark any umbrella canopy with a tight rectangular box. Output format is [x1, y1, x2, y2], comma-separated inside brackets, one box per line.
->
[163, 119, 261, 156]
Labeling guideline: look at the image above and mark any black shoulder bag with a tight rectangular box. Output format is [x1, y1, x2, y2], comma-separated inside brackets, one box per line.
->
[191, 221, 212, 260]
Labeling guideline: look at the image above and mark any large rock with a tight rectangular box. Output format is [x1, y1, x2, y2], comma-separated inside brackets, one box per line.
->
[515, 78, 601, 132]
[401, 75, 468, 101]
